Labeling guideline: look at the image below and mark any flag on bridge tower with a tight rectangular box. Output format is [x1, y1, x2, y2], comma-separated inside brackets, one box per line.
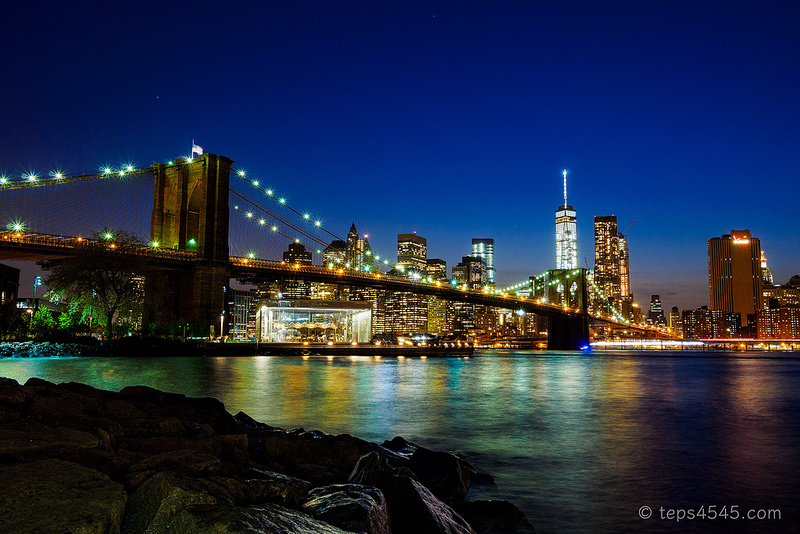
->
[191, 141, 203, 156]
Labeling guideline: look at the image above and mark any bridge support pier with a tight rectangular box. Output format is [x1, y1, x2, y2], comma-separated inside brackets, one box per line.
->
[547, 314, 590, 350]
[143, 261, 231, 334]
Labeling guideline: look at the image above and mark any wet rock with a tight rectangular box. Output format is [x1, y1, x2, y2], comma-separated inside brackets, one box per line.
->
[409, 447, 471, 502]
[26, 394, 125, 438]
[0, 421, 102, 462]
[52, 381, 117, 402]
[452, 454, 495, 486]
[129, 448, 222, 476]
[259, 432, 378, 484]
[382, 436, 418, 460]
[395, 465, 420, 482]
[0, 377, 37, 412]
[22, 376, 56, 392]
[121, 471, 218, 534]
[384, 474, 475, 534]
[244, 468, 312, 507]
[97, 399, 148, 421]
[118, 384, 169, 405]
[349, 450, 394, 487]
[167, 502, 351, 533]
[0, 458, 126, 534]
[157, 416, 185, 436]
[234, 410, 279, 435]
[0, 405, 20, 423]
[292, 462, 349, 485]
[452, 500, 536, 534]
[0, 378, 529, 533]
[303, 483, 391, 534]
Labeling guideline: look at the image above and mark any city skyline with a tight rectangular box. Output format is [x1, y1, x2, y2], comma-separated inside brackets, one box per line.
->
[2, 1, 798, 313]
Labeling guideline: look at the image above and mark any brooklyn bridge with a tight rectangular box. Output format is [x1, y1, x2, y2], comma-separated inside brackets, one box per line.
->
[1, 153, 659, 349]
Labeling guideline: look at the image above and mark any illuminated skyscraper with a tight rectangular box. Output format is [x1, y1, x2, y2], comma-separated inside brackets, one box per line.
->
[452, 256, 486, 290]
[471, 238, 495, 284]
[397, 233, 427, 273]
[555, 170, 577, 269]
[647, 295, 666, 326]
[594, 215, 620, 302]
[346, 222, 361, 267]
[617, 231, 630, 298]
[708, 230, 763, 328]
[283, 243, 312, 265]
[760, 250, 773, 285]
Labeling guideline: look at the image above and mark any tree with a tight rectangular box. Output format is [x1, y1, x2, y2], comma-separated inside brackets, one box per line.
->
[46, 228, 147, 341]
[30, 307, 55, 338]
[0, 301, 27, 340]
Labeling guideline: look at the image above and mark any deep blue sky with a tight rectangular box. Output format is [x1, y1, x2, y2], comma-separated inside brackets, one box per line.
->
[2, 1, 799, 312]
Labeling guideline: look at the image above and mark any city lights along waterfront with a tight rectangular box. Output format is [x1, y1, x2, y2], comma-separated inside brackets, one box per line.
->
[2, 351, 798, 533]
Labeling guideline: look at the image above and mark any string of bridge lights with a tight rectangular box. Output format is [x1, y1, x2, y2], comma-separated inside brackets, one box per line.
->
[499, 270, 634, 324]
[0, 163, 147, 190]
[3, 157, 634, 325]
[230, 167, 400, 271]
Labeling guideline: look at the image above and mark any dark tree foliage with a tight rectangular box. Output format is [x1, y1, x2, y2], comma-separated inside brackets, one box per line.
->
[46, 229, 146, 341]
[0, 301, 28, 339]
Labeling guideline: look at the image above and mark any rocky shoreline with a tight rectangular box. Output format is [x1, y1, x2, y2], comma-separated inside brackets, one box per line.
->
[0, 377, 534, 533]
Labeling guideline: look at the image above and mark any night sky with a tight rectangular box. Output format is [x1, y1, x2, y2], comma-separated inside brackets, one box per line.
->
[2, 1, 799, 312]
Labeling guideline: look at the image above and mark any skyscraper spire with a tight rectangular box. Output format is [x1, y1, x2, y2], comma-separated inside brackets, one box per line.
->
[555, 169, 577, 269]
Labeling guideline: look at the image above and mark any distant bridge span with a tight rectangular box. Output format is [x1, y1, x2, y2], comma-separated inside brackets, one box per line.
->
[230, 257, 585, 319]
[0, 231, 595, 348]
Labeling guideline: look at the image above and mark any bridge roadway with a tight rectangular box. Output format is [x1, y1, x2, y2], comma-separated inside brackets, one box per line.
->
[230, 257, 585, 319]
[3, 231, 667, 346]
[1, 231, 584, 319]
[0, 231, 196, 265]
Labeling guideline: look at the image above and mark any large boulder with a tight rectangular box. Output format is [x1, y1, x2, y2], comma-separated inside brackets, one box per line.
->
[0, 458, 127, 534]
[381, 436, 418, 461]
[384, 475, 475, 534]
[408, 447, 471, 502]
[244, 469, 312, 508]
[0, 377, 37, 413]
[129, 448, 222, 476]
[0, 420, 102, 462]
[303, 483, 391, 534]
[165, 502, 352, 533]
[258, 432, 378, 484]
[121, 471, 219, 534]
[118, 385, 242, 435]
[26, 393, 124, 439]
[349, 450, 394, 487]
[452, 500, 536, 534]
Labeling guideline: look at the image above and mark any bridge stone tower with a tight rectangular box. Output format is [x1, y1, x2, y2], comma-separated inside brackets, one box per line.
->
[537, 268, 591, 350]
[147, 154, 233, 333]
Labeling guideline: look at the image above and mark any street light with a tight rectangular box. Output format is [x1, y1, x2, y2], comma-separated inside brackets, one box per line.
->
[33, 276, 42, 310]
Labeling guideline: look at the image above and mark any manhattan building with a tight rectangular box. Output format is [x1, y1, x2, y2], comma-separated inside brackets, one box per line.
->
[647, 295, 667, 327]
[397, 233, 427, 273]
[471, 238, 496, 285]
[594, 216, 621, 303]
[708, 230, 763, 328]
[555, 169, 577, 269]
[346, 222, 373, 270]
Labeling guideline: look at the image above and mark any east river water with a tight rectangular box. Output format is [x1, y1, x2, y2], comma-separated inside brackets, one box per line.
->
[2, 350, 799, 533]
